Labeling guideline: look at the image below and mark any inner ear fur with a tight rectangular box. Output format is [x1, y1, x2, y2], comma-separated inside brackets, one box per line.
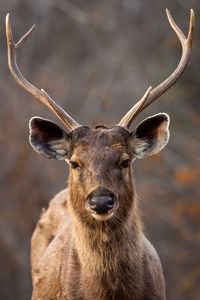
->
[130, 113, 170, 159]
[29, 117, 72, 160]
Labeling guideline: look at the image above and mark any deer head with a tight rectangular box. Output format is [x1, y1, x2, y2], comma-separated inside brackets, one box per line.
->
[6, 10, 194, 224]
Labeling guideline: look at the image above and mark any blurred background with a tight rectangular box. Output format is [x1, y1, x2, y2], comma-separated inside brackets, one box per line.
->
[0, 0, 199, 299]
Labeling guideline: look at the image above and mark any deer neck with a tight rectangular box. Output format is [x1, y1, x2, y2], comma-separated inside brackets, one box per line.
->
[68, 195, 144, 299]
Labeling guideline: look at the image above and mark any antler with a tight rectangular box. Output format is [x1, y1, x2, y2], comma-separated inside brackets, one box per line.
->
[118, 9, 195, 128]
[6, 13, 80, 132]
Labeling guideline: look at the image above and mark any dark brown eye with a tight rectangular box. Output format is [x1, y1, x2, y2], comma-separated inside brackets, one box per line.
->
[70, 161, 80, 169]
[120, 159, 130, 169]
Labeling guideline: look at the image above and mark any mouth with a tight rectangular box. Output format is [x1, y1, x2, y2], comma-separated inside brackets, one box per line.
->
[91, 211, 114, 221]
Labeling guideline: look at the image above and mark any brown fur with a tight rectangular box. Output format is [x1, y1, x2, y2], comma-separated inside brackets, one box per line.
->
[31, 125, 166, 300]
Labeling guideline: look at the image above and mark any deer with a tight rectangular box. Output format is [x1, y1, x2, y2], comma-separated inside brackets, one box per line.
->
[6, 9, 194, 300]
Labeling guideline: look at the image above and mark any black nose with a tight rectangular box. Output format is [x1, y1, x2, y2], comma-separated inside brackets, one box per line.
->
[86, 187, 117, 214]
[89, 196, 114, 214]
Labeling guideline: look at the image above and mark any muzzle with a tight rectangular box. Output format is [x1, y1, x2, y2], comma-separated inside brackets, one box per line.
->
[85, 186, 118, 221]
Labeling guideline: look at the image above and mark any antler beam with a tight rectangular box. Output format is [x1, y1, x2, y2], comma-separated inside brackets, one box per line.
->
[6, 13, 80, 132]
[118, 9, 194, 129]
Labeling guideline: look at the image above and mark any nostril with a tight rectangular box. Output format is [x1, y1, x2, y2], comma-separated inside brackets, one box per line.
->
[90, 199, 97, 210]
[107, 198, 114, 209]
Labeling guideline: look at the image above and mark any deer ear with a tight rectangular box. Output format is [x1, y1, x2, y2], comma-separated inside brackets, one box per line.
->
[130, 113, 170, 159]
[29, 117, 71, 160]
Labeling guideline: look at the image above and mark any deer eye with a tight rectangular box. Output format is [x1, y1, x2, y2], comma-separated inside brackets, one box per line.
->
[120, 159, 130, 169]
[70, 161, 80, 169]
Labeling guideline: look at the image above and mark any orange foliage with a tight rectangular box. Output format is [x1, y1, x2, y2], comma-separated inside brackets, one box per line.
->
[174, 165, 200, 184]
[173, 201, 200, 218]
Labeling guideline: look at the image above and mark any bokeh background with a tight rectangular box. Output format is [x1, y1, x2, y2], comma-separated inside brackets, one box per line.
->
[0, 0, 199, 299]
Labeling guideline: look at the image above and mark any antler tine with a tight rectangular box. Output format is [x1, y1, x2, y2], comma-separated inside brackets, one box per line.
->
[6, 13, 80, 132]
[118, 86, 152, 128]
[118, 9, 194, 129]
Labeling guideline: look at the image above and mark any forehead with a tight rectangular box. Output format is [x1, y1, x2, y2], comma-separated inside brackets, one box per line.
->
[70, 126, 130, 158]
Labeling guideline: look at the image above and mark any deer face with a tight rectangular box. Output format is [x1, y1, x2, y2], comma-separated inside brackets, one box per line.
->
[68, 125, 131, 222]
[29, 113, 170, 223]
